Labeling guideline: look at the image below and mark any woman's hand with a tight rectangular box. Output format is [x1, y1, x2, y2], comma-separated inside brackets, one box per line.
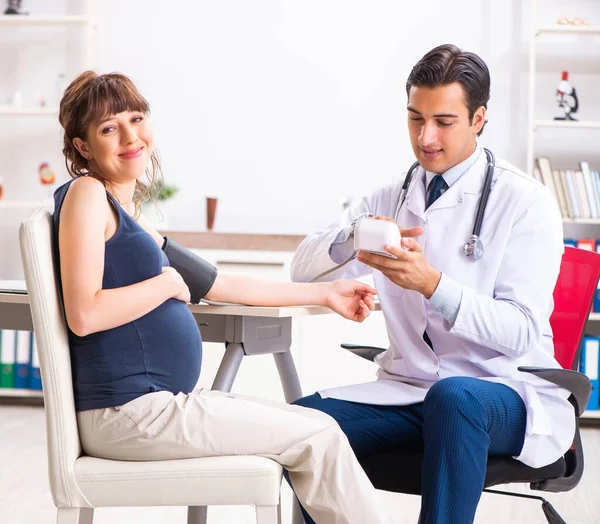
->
[357, 237, 441, 299]
[325, 280, 378, 322]
[161, 266, 191, 304]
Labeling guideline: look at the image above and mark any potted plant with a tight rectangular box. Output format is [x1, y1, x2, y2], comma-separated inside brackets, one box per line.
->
[155, 181, 179, 202]
[142, 181, 179, 229]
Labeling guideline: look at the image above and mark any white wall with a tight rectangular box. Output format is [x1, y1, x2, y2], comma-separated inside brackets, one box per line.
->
[2, 0, 599, 233]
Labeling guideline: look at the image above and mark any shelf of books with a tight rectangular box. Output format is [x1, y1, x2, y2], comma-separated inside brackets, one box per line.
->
[534, 157, 600, 221]
[0, 329, 43, 404]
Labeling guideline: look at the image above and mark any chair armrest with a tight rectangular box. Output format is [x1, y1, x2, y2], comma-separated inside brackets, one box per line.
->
[341, 344, 386, 362]
[518, 366, 592, 417]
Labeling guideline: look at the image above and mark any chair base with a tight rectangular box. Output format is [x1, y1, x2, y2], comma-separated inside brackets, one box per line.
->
[483, 489, 566, 524]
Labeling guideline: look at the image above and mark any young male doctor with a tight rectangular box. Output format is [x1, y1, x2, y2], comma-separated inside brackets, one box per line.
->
[290, 44, 573, 524]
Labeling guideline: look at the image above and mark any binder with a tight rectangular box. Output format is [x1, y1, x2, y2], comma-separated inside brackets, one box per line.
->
[577, 238, 595, 251]
[580, 336, 600, 411]
[14, 331, 32, 389]
[0, 330, 16, 388]
[28, 336, 42, 391]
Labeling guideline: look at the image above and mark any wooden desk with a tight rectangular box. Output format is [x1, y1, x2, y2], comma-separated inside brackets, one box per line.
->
[0, 292, 336, 403]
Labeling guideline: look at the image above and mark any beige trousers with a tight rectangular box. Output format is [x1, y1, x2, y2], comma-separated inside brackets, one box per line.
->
[77, 389, 392, 524]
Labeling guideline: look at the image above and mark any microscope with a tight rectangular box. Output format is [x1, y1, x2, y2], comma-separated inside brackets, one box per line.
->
[4, 0, 27, 15]
[554, 71, 579, 121]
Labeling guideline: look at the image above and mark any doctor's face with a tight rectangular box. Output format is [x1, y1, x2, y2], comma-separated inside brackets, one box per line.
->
[407, 83, 485, 174]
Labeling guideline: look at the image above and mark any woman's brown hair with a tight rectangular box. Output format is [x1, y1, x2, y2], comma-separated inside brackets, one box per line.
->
[58, 71, 163, 213]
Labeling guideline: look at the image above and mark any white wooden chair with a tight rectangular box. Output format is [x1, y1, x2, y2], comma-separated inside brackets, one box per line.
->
[19, 208, 282, 524]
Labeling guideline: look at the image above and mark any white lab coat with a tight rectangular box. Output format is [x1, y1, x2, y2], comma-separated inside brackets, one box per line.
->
[291, 149, 575, 469]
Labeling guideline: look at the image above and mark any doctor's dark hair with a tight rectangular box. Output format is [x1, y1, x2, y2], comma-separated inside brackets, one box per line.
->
[58, 70, 164, 211]
[406, 44, 490, 136]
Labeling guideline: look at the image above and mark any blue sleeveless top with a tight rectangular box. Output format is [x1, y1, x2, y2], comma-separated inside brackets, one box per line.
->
[53, 179, 202, 411]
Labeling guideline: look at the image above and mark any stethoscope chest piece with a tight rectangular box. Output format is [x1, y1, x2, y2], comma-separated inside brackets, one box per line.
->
[398, 148, 495, 262]
[463, 235, 484, 261]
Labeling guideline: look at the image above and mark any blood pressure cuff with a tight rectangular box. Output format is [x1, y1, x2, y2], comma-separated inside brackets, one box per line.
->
[162, 236, 218, 304]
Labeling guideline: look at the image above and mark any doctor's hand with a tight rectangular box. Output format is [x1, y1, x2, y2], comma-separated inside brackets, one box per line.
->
[324, 280, 377, 322]
[357, 237, 441, 299]
[370, 216, 424, 240]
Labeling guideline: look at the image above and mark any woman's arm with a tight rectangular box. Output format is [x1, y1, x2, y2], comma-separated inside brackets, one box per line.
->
[136, 212, 376, 321]
[59, 177, 186, 337]
[206, 274, 376, 322]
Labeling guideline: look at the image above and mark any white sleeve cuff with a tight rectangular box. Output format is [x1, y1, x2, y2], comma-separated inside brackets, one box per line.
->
[428, 273, 463, 325]
[329, 225, 356, 263]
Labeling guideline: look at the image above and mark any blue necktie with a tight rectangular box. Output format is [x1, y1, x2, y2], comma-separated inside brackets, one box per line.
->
[426, 176, 448, 210]
[423, 176, 447, 351]
[423, 330, 434, 350]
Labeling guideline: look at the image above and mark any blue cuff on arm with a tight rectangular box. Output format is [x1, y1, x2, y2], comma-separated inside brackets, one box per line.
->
[329, 225, 356, 263]
[428, 273, 463, 325]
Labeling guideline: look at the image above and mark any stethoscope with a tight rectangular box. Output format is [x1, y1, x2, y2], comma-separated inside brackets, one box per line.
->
[395, 147, 495, 261]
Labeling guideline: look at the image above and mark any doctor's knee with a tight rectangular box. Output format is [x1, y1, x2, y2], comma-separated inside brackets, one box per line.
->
[423, 377, 484, 421]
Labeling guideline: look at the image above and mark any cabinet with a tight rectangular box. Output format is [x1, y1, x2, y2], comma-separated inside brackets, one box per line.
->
[527, 0, 600, 422]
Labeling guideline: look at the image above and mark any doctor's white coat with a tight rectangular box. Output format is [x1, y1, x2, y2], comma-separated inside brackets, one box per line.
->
[291, 149, 575, 469]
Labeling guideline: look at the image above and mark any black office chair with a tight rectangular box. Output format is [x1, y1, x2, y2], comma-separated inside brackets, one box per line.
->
[342, 247, 599, 524]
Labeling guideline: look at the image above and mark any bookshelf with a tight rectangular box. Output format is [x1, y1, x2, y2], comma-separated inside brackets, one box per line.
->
[582, 410, 600, 420]
[534, 120, 600, 130]
[0, 14, 88, 26]
[535, 25, 600, 36]
[0, 4, 97, 403]
[0, 388, 43, 406]
[0, 388, 42, 398]
[527, 3, 600, 424]
[562, 218, 600, 225]
[526, 1, 600, 176]
[0, 3, 97, 208]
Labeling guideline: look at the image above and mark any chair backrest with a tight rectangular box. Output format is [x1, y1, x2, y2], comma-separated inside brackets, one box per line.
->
[19, 208, 89, 508]
[551, 246, 600, 370]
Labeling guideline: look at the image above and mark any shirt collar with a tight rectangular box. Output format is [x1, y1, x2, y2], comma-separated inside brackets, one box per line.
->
[424, 143, 483, 190]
